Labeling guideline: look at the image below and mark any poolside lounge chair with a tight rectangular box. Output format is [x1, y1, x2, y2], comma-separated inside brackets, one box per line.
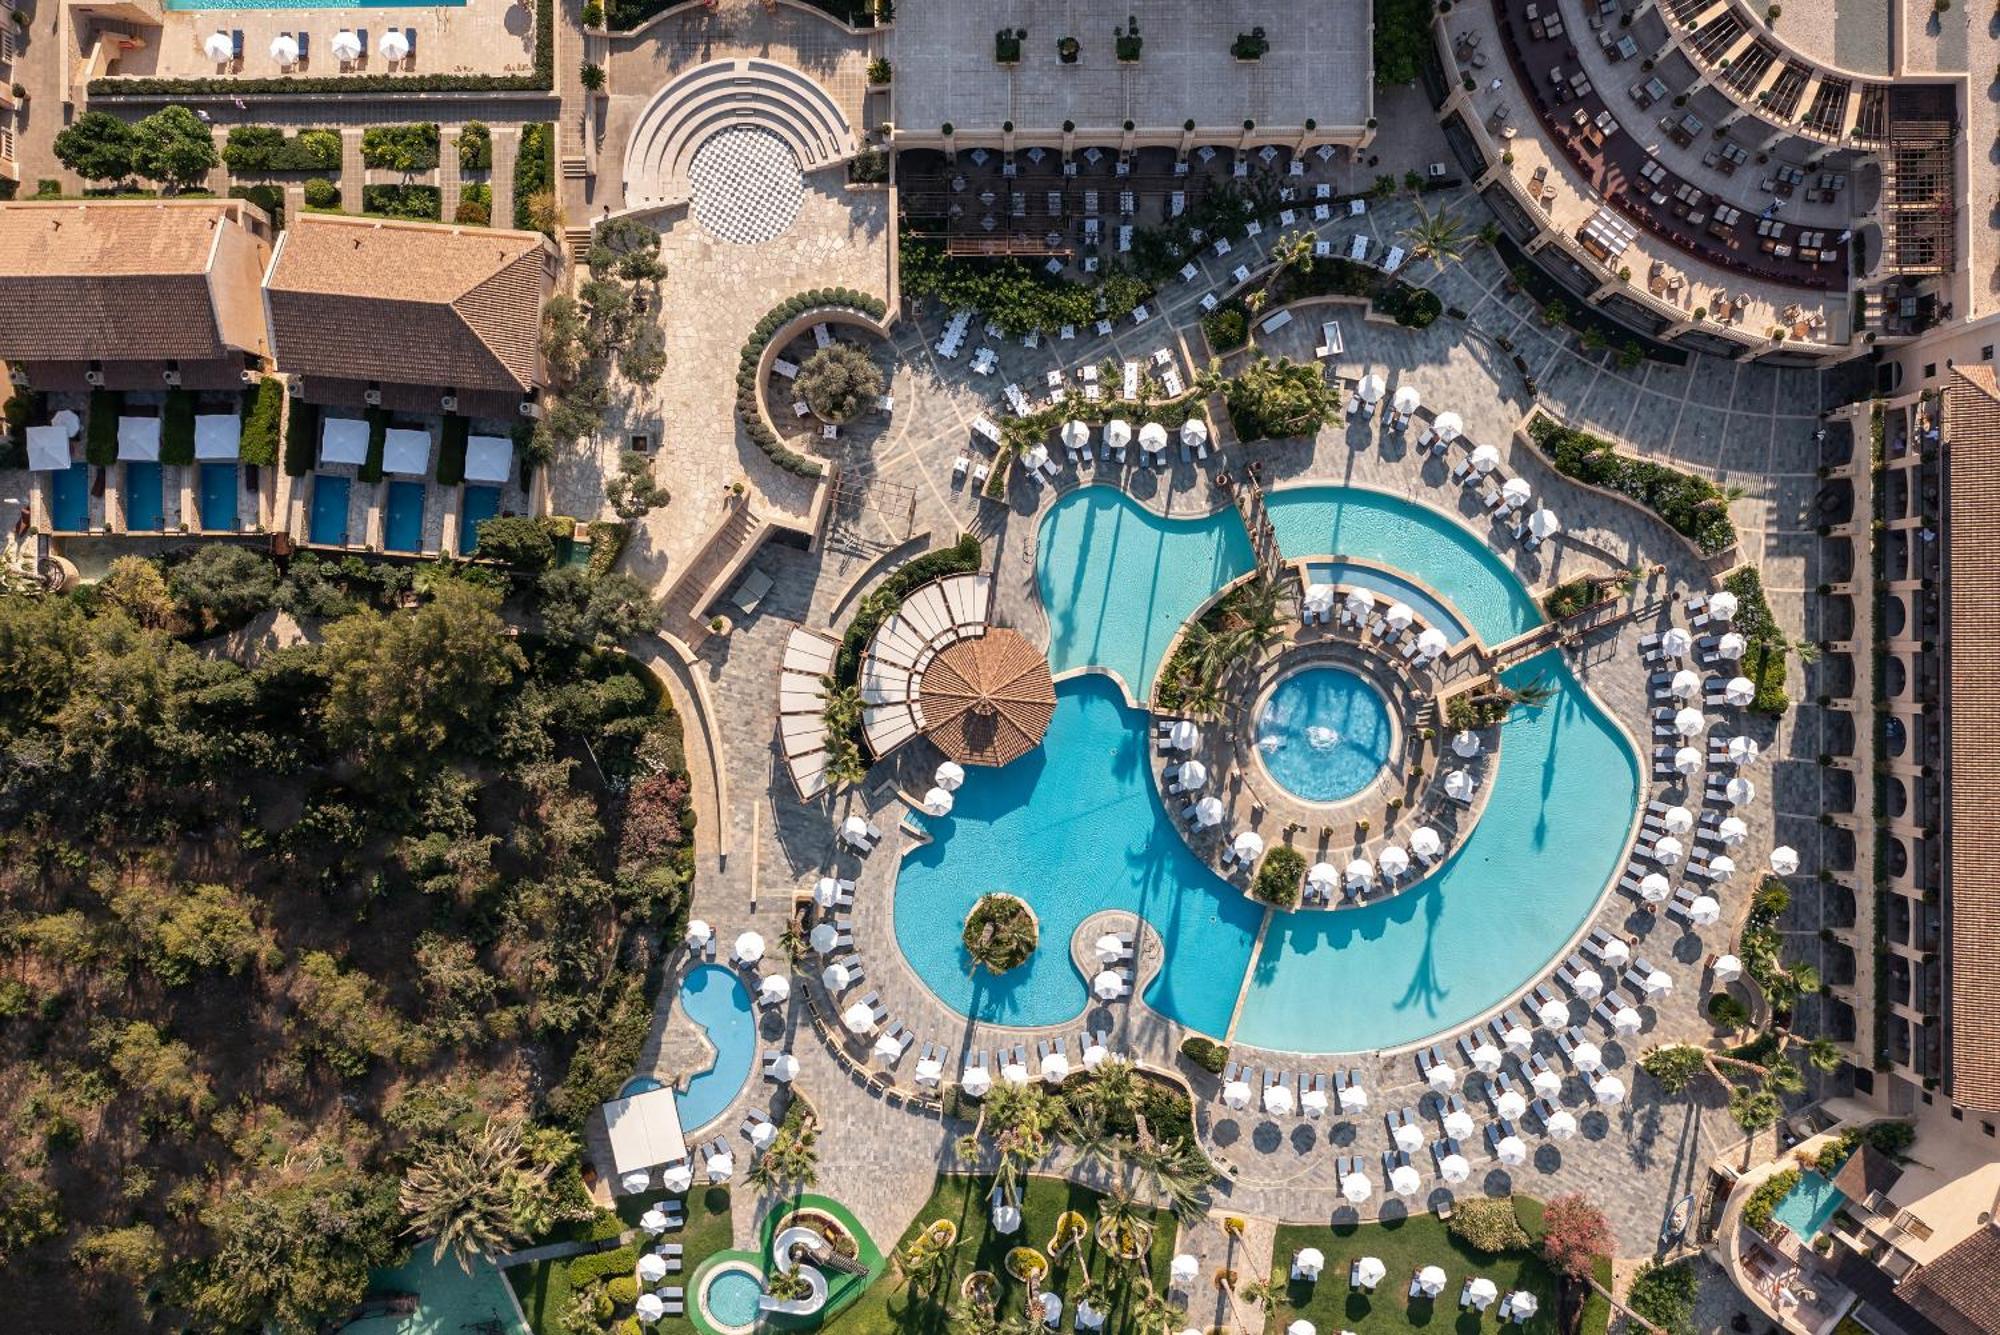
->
[356, 26, 368, 58]
[741, 1108, 772, 1142]
[232, 29, 245, 61]
[297, 31, 310, 65]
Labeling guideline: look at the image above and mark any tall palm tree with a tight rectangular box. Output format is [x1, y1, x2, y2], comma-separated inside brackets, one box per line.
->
[1802, 1036, 1842, 1072]
[1247, 229, 1318, 312]
[1127, 1281, 1179, 1335]
[1399, 196, 1471, 268]
[1058, 1106, 1126, 1178]
[399, 1120, 550, 1273]
[896, 1227, 957, 1292]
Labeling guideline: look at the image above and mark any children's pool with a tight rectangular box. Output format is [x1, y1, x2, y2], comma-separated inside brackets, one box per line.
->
[459, 484, 501, 555]
[674, 965, 756, 1134]
[123, 461, 164, 532]
[198, 463, 238, 531]
[309, 475, 351, 546]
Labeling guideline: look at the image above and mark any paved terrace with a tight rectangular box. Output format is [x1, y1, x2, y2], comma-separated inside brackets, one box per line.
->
[88, 0, 535, 81]
[638, 165, 1843, 1263]
[889, 0, 1371, 136]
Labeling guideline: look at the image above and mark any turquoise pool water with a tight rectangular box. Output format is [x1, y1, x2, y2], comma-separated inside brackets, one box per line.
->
[1771, 1171, 1845, 1240]
[891, 483, 1641, 1051]
[385, 480, 425, 553]
[703, 1267, 765, 1328]
[309, 475, 351, 546]
[619, 1074, 665, 1098]
[1264, 487, 1542, 645]
[675, 965, 756, 1134]
[897, 673, 1264, 1032]
[459, 484, 501, 555]
[1256, 666, 1393, 802]
[198, 463, 238, 531]
[50, 463, 89, 532]
[124, 461, 164, 531]
[346, 1251, 526, 1335]
[1304, 559, 1468, 642]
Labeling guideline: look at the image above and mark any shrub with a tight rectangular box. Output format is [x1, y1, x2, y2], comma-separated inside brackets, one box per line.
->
[1741, 1167, 1799, 1236]
[160, 390, 195, 465]
[1722, 566, 1790, 714]
[436, 415, 469, 486]
[239, 379, 282, 467]
[1201, 303, 1250, 351]
[284, 401, 318, 476]
[1253, 844, 1306, 909]
[514, 123, 555, 233]
[230, 184, 285, 230]
[359, 123, 440, 173]
[867, 57, 892, 84]
[899, 241, 1149, 336]
[1526, 415, 1736, 554]
[358, 408, 388, 484]
[796, 342, 884, 422]
[362, 184, 441, 221]
[1539, 1194, 1612, 1279]
[475, 515, 557, 571]
[604, 1276, 638, 1306]
[1639, 1043, 1707, 1094]
[455, 183, 492, 227]
[1707, 992, 1751, 1027]
[1232, 27, 1269, 59]
[1179, 1035, 1228, 1074]
[1226, 355, 1339, 442]
[1627, 1260, 1698, 1335]
[457, 121, 493, 172]
[223, 126, 341, 173]
[1448, 1196, 1532, 1253]
[962, 894, 1037, 974]
[302, 178, 340, 209]
[85, 388, 123, 466]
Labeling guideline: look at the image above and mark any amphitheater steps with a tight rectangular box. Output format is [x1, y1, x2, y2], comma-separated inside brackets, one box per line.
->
[621, 57, 857, 212]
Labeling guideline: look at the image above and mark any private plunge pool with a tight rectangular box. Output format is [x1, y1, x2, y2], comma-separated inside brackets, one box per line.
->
[887, 485, 1639, 1053]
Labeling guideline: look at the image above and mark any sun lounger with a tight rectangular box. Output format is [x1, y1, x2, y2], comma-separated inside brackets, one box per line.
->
[297, 31, 310, 65]
[742, 1108, 772, 1141]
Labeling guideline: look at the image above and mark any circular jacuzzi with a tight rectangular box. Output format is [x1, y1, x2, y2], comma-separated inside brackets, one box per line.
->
[1254, 665, 1394, 802]
[699, 1262, 765, 1334]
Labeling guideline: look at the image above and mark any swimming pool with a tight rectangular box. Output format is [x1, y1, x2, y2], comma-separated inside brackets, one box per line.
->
[1303, 560, 1468, 642]
[384, 480, 425, 553]
[347, 1251, 527, 1335]
[198, 463, 238, 531]
[702, 1265, 765, 1331]
[50, 463, 89, 532]
[674, 965, 757, 1134]
[619, 1074, 665, 1099]
[124, 462, 164, 532]
[1255, 666, 1393, 803]
[892, 483, 1640, 1051]
[309, 475, 351, 546]
[1771, 1171, 1845, 1240]
[168, 0, 458, 10]
[459, 484, 501, 555]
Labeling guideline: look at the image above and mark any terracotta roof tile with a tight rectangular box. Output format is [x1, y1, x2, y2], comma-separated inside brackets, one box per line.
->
[919, 628, 1055, 767]
[1904, 1223, 2000, 1335]
[266, 215, 555, 394]
[0, 200, 254, 362]
[1946, 368, 2000, 1114]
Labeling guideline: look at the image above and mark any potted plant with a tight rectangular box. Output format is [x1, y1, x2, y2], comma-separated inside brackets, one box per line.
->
[867, 57, 891, 87]
[1114, 16, 1142, 61]
[995, 28, 1024, 63]
[1232, 26, 1269, 60]
[1058, 35, 1080, 62]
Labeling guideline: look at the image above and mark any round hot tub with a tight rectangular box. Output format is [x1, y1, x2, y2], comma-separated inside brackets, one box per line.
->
[1254, 665, 1394, 803]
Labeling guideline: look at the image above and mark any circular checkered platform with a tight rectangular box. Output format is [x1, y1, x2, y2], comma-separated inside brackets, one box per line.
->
[687, 128, 805, 246]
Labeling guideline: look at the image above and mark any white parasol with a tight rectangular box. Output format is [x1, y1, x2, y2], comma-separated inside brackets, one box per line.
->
[1769, 845, 1799, 875]
[1434, 411, 1464, 442]
[1471, 443, 1501, 473]
[1661, 626, 1692, 658]
[935, 760, 966, 790]
[1452, 730, 1483, 757]
[922, 786, 955, 816]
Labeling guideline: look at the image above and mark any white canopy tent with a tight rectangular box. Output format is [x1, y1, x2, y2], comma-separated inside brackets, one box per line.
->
[194, 414, 241, 460]
[320, 417, 370, 466]
[465, 434, 513, 484]
[601, 1087, 686, 1184]
[117, 416, 162, 462]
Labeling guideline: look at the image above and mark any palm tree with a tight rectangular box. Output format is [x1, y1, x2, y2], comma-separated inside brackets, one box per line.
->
[1096, 1185, 1155, 1257]
[1132, 1138, 1214, 1227]
[748, 1117, 819, 1190]
[1058, 1106, 1126, 1178]
[399, 1119, 550, 1273]
[1399, 196, 1471, 268]
[1802, 1036, 1842, 1072]
[1128, 1280, 1179, 1335]
[1248, 229, 1317, 313]
[896, 1227, 957, 1292]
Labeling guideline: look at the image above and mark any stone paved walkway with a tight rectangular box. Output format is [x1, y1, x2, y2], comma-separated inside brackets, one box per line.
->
[640, 173, 1835, 1272]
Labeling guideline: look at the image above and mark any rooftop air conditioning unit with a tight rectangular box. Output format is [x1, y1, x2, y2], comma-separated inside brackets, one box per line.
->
[84, 369, 106, 387]
[287, 377, 305, 397]
[519, 399, 543, 419]
[162, 369, 182, 386]
[440, 394, 459, 413]
[8, 368, 27, 387]
[363, 388, 382, 406]
[240, 369, 260, 385]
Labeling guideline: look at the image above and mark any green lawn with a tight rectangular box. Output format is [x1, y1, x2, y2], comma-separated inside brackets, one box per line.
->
[508, 1186, 734, 1335]
[1264, 1210, 1559, 1335]
[828, 1174, 1177, 1335]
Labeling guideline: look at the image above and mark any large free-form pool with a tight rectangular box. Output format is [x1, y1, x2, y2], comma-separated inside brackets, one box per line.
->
[890, 484, 1640, 1052]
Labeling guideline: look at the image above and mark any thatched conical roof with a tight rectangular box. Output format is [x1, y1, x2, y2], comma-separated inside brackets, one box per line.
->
[917, 628, 1054, 767]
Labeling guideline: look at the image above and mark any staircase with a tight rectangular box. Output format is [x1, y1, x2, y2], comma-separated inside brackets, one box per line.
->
[660, 501, 762, 645]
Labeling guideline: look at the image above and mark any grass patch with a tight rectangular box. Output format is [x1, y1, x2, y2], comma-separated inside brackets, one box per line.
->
[828, 1173, 1174, 1335]
[1267, 1212, 1560, 1335]
[508, 1187, 732, 1334]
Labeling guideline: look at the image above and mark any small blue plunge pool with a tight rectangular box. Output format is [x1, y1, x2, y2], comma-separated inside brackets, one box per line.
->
[459, 484, 501, 555]
[1256, 666, 1394, 803]
[50, 463, 89, 532]
[123, 461, 164, 531]
[198, 463, 238, 531]
[384, 480, 425, 553]
[1772, 1171, 1845, 1240]
[309, 475, 351, 546]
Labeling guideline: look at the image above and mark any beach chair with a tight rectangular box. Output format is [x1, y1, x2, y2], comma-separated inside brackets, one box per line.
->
[297, 31, 310, 66]
[356, 26, 368, 59]
[741, 1108, 772, 1142]
[232, 29, 245, 62]
[402, 26, 416, 64]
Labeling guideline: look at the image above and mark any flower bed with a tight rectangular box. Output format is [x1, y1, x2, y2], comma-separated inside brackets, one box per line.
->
[736, 289, 888, 480]
[1525, 414, 1737, 554]
[962, 893, 1037, 973]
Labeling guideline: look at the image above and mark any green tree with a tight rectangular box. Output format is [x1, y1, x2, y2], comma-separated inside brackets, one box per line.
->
[0, 1172, 62, 1261]
[605, 450, 670, 520]
[92, 1020, 215, 1125]
[53, 111, 137, 184]
[115, 881, 269, 985]
[474, 514, 557, 572]
[587, 217, 667, 285]
[319, 580, 523, 768]
[291, 951, 422, 1077]
[796, 342, 886, 422]
[72, 1223, 166, 1285]
[1224, 355, 1339, 441]
[399, 1119, 554, 1272]
[746, 1113, 819, 1191]
[1729, 1084, 1784, 1132]
[1639, 1043, 1707, 1095]
[1399, 197, 1472, 267]
[168, 544, 280, 630]
[131, 105, 221, 190]
[100, 555, 179, 630]
[537, 566, 659, 647]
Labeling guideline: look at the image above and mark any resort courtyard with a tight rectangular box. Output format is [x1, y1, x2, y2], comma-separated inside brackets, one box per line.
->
[581, 100, 1850, 1333]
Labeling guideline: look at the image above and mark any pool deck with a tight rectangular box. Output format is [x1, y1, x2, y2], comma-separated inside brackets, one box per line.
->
[577, 96, 1832, 1273]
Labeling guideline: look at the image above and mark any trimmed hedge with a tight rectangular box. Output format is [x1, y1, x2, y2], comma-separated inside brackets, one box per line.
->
[454, 182, 492, 226]
[161, 390, 196, 466]
[1722, 566, 1790, 715]
[85, 388, 122, 466]
[240, 379, 282, 467]
[736, 289, 888, 479]
[362, 184, 441, 220]
[1179, 1034, 1228, 1074]
[436, 414, 469, 485]
[359, 408, 388, 483]
[513, 122, 555, 233]
[284, 400, 319, 477]
[303, 178, 340, 210]
[223, 126, 341, 173]
[458, 121, 493, 172]
[1525, 415, 1736, 554]
[360, 123, 440, 173]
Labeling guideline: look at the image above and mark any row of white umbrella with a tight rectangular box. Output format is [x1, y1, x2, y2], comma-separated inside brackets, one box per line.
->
[954, 1037, 1116, 1097]
[1058, 417, 1208, 452]
[1221, 1076, 1370, 1118]
[218, 29, 408, 66]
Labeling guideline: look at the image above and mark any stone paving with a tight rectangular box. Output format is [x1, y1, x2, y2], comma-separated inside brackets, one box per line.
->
[617, 137, 1844, 1285]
